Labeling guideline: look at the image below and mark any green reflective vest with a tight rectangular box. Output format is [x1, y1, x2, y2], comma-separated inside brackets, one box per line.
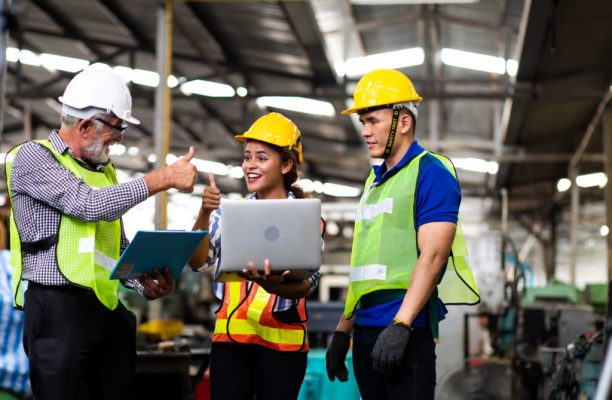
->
[344, 151, 480, 325]
[6, 140, 121, 310]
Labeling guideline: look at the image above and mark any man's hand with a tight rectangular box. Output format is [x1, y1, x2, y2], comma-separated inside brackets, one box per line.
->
[166, 146, 197, 192]
[201, 173, 221, 213]
[326, 331, 351, 382]
[371, 322, 412, 374]
[139, 267, 175, 299]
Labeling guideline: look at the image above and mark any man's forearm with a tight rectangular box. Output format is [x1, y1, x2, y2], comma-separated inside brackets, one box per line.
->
[143, 168, 172, 196]
[335, 314, 354, 334]
[394, 254, 445, 325]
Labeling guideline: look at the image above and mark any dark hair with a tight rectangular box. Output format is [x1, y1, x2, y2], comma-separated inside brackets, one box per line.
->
[277, 146, 310, 199]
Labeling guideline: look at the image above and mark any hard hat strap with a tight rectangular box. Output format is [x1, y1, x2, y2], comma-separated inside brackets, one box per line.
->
[383, 105, 402, 159]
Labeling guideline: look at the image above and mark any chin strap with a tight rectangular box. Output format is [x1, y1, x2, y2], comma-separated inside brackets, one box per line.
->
[382, 105, 403, 159]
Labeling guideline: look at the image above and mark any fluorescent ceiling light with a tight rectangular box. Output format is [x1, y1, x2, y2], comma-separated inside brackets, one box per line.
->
[441, 48, 517, 76]
[109, 144, 126, 156]
[556, 172, 608, 192]
[452, 157, 498, 174]
[556, 178, 571, 192]
[335, 47, 424, 78]
[351, 0, 478, 4]
[601, 225, 609, 237]
[228, 166, 244, 179]
[131, 68, 160, 87]
[576, 172, 607, 188]
[180, 79, 235, 97]
[297, 179, 361, 197]
[18, 49, 41, 66]
[192, 158, 229, 176]
[322, 182, 361, 197]
[256, 96, 336, 117]
[236, 87, 248, 97]
[40, 53, 89, 73]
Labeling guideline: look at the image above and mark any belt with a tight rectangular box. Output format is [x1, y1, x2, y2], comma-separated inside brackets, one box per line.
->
[28, 281, 94, 295]
[357, 288, 406, 309]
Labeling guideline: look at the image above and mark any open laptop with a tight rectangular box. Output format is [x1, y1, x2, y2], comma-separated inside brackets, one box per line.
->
[219, 198, 321, 280]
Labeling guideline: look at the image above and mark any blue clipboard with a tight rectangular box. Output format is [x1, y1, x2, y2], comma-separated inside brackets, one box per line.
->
[109, 230, 208, 281]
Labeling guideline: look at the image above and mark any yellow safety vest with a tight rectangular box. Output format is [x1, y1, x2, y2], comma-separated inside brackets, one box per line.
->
[345, 151, 480, 333]
[6, 140, 121, 310]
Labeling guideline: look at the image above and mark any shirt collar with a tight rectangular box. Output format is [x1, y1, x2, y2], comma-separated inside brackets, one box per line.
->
[49, 130, 111, 171]
[372, 140, 425, 183]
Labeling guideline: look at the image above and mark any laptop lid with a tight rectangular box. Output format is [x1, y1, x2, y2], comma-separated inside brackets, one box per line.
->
[219, 199, 321, 275]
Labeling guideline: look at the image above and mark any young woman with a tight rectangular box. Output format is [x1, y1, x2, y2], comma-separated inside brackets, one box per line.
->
[189, 112, 321, 400]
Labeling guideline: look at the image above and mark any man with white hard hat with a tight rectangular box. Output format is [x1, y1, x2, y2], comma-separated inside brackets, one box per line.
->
[4, 66, 197, 400]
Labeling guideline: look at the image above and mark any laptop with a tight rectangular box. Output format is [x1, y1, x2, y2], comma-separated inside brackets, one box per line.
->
[219, 198, 322, 280]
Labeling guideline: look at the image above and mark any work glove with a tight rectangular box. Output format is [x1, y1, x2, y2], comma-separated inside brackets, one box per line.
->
[371, 321, 412, 375]
[326, 331, 351, 382]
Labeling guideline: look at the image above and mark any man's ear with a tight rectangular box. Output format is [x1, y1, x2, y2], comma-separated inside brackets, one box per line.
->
[77, 118, 92, 136]
[281, 158, 294, 175]
[398, 113, 413, 135]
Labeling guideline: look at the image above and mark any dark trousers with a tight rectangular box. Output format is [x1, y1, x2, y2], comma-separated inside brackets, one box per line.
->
[210, 342, 307, 400]
[352, 324, 436, 400]
[22, 283, 137, 400]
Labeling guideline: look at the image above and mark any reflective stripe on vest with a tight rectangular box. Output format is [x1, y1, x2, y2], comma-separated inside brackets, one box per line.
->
[213, 281, 308, 352]
[5, 140, 121, 310]
[344, 150, 480, 320]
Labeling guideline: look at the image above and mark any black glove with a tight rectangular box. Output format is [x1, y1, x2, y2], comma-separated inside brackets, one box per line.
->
[371, 321, 412, 374]
[326, 331, 351, 382]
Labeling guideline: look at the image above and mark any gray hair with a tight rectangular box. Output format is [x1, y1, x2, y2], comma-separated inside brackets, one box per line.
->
[60, 113, 82, 128]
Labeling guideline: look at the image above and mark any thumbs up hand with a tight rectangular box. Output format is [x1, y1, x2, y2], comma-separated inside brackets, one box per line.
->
[167, 146, 197, 192]
[201, 172, 221, 213]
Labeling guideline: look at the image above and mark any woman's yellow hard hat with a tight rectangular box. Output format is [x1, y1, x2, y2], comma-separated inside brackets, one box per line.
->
[235, 112, 303, 164]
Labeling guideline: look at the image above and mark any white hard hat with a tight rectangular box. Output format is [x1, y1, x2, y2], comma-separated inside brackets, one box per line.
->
[58, 66, 140, 125]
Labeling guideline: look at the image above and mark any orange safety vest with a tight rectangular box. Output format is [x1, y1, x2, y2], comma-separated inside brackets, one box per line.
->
[213, 281, 309, 352]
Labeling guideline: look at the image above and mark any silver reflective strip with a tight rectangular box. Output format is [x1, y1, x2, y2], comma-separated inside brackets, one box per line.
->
[355, 198, 393, 221]
[349, 264, 387, 282]
[94, 250, 117, 272]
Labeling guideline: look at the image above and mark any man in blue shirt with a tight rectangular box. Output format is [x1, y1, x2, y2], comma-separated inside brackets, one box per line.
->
[0, 250, 31, 400]
[325, 69, 479, 400]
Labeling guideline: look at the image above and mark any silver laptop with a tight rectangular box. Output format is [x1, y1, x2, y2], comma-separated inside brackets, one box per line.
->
[219, 198, 321, 280]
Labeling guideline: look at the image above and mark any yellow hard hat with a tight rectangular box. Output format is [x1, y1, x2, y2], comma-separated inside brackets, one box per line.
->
[235, 112, 303, 164]
[342, 69, 422, 115]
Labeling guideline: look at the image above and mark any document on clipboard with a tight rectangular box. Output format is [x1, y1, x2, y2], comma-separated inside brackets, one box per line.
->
[109, 230, 208, 281]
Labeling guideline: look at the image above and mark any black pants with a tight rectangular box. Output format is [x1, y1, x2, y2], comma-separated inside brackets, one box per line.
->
[352, 324, 436, 400]
[22, 283, 136, 400]
[210, 342, 307, 400]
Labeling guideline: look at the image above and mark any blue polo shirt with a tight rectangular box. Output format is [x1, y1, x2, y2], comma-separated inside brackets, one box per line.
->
[354, 140, 461, 328]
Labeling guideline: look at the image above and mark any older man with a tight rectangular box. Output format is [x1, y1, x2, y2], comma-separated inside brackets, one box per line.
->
[5, 66, 197, 400]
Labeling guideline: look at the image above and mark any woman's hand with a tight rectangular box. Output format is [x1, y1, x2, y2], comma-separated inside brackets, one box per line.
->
[238, 259, 290, 292]
[201, 173, 221, 213]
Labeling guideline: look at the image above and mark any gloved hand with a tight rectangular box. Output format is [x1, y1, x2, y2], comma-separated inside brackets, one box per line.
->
[371, 321, 412, 374]
[326, 331, 351, 382]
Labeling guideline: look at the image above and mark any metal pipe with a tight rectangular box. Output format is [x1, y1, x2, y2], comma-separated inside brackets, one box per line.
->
[153, 0, 173, 230]
[0, 0, 10, 148]
[569, 168, 579, 286]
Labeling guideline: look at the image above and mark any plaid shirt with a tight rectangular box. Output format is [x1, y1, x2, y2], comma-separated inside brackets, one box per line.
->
[196, 192, 321, 312]
[9, 130, 149, 294]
